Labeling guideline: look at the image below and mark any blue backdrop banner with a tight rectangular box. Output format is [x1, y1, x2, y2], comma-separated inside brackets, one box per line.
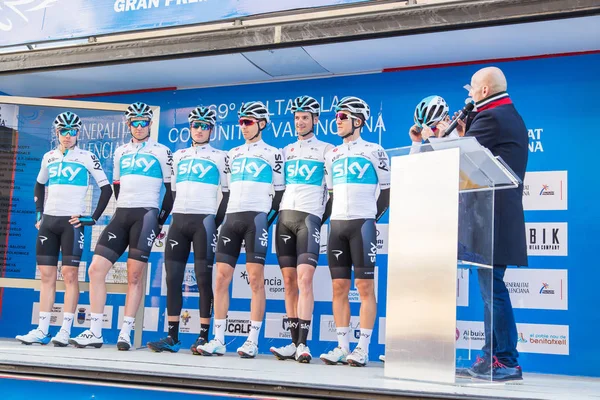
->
[0, 0, 369, 47]
[0, 52, 598, 377]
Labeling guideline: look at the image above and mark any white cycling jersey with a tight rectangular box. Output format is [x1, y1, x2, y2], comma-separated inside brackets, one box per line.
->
[37, 146, 109, 217]
[226, 140, 285, 214]
[113, 139, 173, 209]
[172, 144, 229, 215]
[280, 136, 333, 218]
[325, 137, 390, 220]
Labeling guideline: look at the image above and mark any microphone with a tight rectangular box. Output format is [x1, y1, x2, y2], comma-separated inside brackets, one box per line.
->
[442, 102, 475, 137]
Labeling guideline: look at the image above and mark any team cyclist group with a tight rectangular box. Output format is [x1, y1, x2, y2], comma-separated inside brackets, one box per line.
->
[17, 93, 428, 367]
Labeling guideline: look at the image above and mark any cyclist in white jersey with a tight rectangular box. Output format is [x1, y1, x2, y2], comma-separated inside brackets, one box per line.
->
[147, 106, 229, 354]
[320, 96, 390, 367]
[16, 112, 112, 347]
[197, 101, 285, 358]
[71, 102, 174, 350]
[269, 96, 333, 363]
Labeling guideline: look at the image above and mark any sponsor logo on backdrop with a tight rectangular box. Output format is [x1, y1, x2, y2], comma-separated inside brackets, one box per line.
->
[528, 128, 544, 153]
[232, 265, 285, 300]
[516, 323, 569, 355]
[225, 311, 251, 337]
[161, 263, 200, 297]
[32, 303, 112, 329]
[151, 226, 169, 252]
[522, 171, 567, 211]
[319, 315, 361, 343]
[312, 266, 379, 303]
[457, 321, 569, 355]
[375, 224, 388, 254]
[264, 313, 313, 340]
[526, 223, 567, 256]
[163, 309, 200, 334]
[504, 269, 567, 310]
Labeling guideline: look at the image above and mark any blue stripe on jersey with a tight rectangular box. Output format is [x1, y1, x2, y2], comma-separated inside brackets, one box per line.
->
[332, 156, 377, 185]
[47, 161, 88, 186]
[285, 159, 324, 186]
[230, 156, 272, 184]
[120, 153, 163, 179]
[177, 159, 220, 185]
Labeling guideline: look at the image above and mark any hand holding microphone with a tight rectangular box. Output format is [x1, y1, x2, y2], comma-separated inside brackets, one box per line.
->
[442, 101, 475, 137]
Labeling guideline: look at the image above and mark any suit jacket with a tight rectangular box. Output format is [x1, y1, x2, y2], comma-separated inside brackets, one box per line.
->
[465, 100, 529, 267]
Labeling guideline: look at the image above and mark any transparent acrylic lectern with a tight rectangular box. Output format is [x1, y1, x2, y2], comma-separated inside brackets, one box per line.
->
[383, 137, 521, 384]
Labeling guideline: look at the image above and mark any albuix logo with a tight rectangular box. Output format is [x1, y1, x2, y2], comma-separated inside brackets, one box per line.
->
[526, 223, 567, 256]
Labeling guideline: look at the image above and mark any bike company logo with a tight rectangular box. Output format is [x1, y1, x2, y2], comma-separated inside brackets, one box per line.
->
[526, 223, 567, 256]
[39, 235, 47, 244]
[108, 232, 117, 241]
[332, 250, 343, 260]
[280, 234, 291, 244]
[221, 236, 231, 245]
[169, 239, 178, 249]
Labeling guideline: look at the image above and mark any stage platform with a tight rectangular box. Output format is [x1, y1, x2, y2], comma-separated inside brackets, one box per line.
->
[0, 340, 597, 400]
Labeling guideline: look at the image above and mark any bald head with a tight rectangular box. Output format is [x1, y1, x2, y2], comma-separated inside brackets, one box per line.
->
[470, 67, 507, 101]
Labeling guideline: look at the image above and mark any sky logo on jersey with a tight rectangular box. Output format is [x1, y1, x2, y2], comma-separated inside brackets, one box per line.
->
[120, 153, 162, 179]
[177, 159, 220, 185]
[332, 157, 377, 185]
[47, 162, 88, 186]
[285, 159, 324, 186]
[230, 157, 272, 183]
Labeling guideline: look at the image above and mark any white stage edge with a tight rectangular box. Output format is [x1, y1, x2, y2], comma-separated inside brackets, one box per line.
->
[0, 340, 597, 400]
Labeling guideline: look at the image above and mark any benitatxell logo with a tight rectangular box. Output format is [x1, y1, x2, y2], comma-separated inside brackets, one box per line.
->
[518, 332, 528, 343]
[0, 0, 58, 32]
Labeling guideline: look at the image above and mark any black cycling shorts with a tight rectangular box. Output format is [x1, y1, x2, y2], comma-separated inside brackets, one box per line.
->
[36, 215, 84, 267]
[165, 213, 216, 271]
[216, 211, 268, 267]
[275, 210, 321, 268]
[94, 207, 159, 263]
[327, 219, 377, 280]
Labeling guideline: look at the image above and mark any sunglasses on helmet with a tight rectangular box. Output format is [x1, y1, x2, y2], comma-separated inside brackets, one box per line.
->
[191, 121, 212, 130]
[130, 120, 150, 128]
[59, 128, 78, 136]
[239, 119, 257, 126]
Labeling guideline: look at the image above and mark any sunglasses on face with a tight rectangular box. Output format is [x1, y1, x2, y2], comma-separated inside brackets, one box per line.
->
[59, 128, 78, 137]
[239, 119, 257, 126]
[191, 121, 212, 130]
[335, 112, 359, 122]
[130, 120, 150, 128]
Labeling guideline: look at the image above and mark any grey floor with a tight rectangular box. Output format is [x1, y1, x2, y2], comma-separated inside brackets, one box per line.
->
[0, 340, 598, 400]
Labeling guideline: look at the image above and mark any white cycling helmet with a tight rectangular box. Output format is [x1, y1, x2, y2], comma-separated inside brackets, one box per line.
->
[414, 95, 449, 128]
[188, 106, 217, 126]
[291, 95, 321, 116]
[125, 102, 153, 120]
[53, 112, 82, 130]
[238, 101, 270, 124]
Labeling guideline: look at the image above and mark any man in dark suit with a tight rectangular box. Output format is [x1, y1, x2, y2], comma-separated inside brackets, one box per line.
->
[455, 67, 528, 382]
